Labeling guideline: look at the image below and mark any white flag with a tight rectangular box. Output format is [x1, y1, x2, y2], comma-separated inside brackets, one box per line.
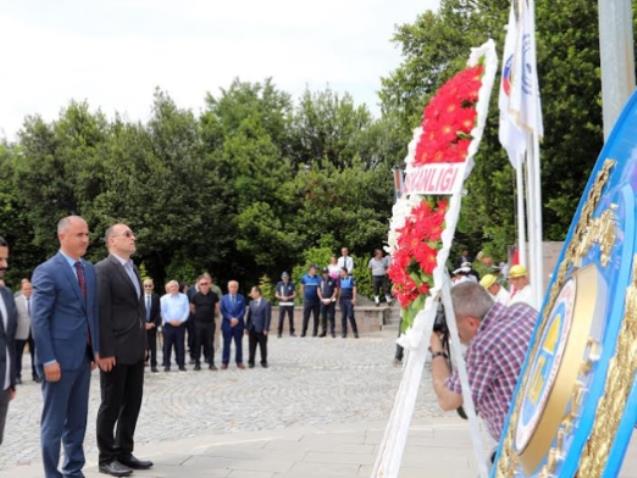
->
[509, 0, 544, 137]
[498, 2, 527, 169]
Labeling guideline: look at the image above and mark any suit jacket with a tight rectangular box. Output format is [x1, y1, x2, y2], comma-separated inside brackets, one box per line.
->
[0, 287, 17, 389]
[14, 294, 31, 340]
[95, 254, 146, 364]
[220, 294, 246, 326]
[31, 252, 100, 370]
[143, 293, 161, 328]
[246, 299, 271, 333]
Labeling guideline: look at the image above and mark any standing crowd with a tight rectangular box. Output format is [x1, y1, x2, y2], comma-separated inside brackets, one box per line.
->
[0, 217, 397, 478]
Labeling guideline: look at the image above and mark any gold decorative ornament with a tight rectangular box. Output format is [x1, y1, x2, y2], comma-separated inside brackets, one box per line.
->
[495, 159, 616, 478]
[577, 255, 637, 477]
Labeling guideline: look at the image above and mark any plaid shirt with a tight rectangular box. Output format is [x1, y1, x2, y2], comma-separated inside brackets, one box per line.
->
[445, 302, 536, 440]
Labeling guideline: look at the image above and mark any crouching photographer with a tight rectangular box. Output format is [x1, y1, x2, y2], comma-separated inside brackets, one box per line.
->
[429, 282, 536, 441]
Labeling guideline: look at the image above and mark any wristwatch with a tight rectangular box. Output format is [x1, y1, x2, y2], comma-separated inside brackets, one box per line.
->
[431, 350, 449, 360]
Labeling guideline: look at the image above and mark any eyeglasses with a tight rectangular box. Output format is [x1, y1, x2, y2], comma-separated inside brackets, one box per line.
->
[199, 282, 210, 286]
[144, 285, 153, 288]
[113, 231, 134, 238]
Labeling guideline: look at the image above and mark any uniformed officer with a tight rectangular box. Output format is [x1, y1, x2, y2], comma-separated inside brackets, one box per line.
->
[338, 267, 359, 338]
[318, 267, 338, 337]
[275, 272, 296, 338]
[300, 265, 321, 337]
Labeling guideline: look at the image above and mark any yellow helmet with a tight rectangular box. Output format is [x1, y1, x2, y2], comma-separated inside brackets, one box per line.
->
[479, 274, 497, 289]
[508, 264, 528, 279]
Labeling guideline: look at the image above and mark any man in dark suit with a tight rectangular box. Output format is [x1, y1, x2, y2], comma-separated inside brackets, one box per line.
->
[95, 224, 152, 476]
[245, 286, 271, 368]
[142, 278, 161, 373]
[0, 236, 17, 445]
[220, 280, 246, 369]
[31, 216, 100, 478]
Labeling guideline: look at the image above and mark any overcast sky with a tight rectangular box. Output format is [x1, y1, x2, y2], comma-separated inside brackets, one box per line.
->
[0, 1, 439, 140]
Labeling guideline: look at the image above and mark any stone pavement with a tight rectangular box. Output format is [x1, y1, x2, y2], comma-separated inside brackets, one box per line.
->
[2, 322, 637, 477]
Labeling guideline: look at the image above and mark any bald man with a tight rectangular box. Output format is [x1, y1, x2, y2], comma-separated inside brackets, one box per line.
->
[95, 223, 151, 475]
[160, 280, 189, 371]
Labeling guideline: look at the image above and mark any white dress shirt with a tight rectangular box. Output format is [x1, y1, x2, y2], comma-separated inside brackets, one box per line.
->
[0, 292, 11, 391]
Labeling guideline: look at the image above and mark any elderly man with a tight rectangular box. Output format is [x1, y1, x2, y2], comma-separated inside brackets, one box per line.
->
[507, 265, 537, 310]
[160, 280, 189, 372]
[429, 282, 535, 441]
[220, 281, 246, 369]
[479, 274, 510, 305]
[14, 279, 38, 384]
[142, 278, 161, 373]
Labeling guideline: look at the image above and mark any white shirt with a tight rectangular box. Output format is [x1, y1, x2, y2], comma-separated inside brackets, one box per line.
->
[508, 285, 537, 310]
[0, 292, 11, 391]
[337, 256, 354, 274]
[490, 287, 511, 305]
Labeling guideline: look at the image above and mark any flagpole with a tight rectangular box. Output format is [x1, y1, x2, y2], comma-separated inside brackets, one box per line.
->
[524, 147, 537, 297]
[531, 131, 543, 306]
[515, 157, 527, 267]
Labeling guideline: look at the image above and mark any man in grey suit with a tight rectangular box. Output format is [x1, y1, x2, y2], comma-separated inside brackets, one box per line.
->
[0, 236, 17, 445]
[95, 224, 151, 476]
[245, 286, 271, 369]
[14, 279, 38, 384]
[31, 216, 100, 478]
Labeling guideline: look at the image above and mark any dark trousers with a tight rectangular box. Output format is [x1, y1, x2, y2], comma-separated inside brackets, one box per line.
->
[340, 299, 358, 337]
[248, 330, 268, 365]
[278, 306, 295, 335]
[373, 275, 389, 297]
[194, 321, 215, 365]
[221, 322, 244, 364]
[15, 334, 36, 379]
[186, 317, 196, 360]
[146, 329, 157, 367]
[163, 323, 185, 368]
[41, 360, 91, 478]
[96, 360, 144, 465]
[320, 302, 336, 335]
[395, 317, 404, 362]
[302, 301, 320, 336]
[0, 388, 9, 446]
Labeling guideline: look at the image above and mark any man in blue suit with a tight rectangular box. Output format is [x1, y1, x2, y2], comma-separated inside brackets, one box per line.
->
[31, 216, 100, 478]
[220, 280, 246, 369]
[245, 286, 271, 368]
[0, 236, 17, 445]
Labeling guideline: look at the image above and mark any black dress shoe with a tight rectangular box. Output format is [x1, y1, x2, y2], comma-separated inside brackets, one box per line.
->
[15, 377, 22, 385]
[261, 362, 268, 368]
[119, 455, 153, 470]
[209, 364, 218, 371]
[151, 366, 159, 373]
[99, 460, 132, 476]
[179, 366, 187, 371]
[164, 366, 171, 372]
[194, 363, 201, 371]
[33, 375, 42, 383]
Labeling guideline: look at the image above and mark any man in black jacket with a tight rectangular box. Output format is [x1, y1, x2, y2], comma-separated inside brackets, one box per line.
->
[245, 286, 271, 368]
[95, 224, 152, 477]
[142, 278, 161, 373]
[0, 236, 17, 445]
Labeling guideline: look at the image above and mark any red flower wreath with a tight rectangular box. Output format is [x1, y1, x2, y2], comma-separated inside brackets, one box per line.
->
[413, 64, 483, 166]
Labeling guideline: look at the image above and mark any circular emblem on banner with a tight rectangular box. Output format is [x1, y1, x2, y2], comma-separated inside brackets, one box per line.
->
[515, 277, 576, 453]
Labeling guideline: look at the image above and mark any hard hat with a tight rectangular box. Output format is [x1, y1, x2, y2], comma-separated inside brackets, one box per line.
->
[508, 264, 528, 279]
[480, 274, 497, 289]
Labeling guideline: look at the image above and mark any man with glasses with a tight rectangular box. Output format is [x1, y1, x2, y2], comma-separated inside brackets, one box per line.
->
[190, 275, 220, 370]
[95, 224, 152, 476]
[142, 279, 161, 373]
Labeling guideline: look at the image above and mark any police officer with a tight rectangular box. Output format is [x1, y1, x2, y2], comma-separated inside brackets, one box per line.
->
[318, 267, 338, 337]
[338, 267, 359, 338]
[300, 265, 321, 337]
[275, 272, 296, 337]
